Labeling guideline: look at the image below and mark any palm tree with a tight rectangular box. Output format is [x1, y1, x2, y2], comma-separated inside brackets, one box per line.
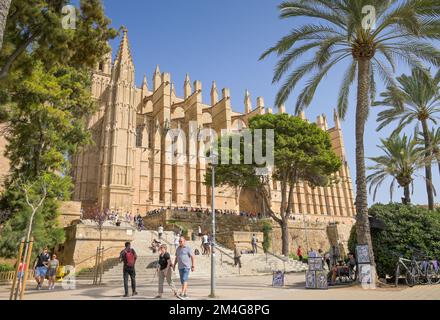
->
[367, 134, 423, 204]
[375, 68, 440, 210]
[429, 128, 440, 176]
[0, 0, 11, 52]
[260, 0, 440, 267]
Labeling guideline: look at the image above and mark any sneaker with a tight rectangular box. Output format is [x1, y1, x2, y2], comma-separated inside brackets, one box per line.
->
[154, 295, 162, 299]
[132, 291, 138, 296]
[123, 293, 129, 297]
[182, 293, 188, 299]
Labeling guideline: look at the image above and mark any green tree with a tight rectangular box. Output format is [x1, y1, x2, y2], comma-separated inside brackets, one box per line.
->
[367, 134, 423, 204]
[0, 173, 69, 258]
[427, 128, 440, 176]
[0, 0, 116, 257]
[206, 114, 341, 255]
[375, 68, 440, 210]
[348, 203, 440, 278]
[260, 0, 440, 266]
[0, 0, 116, 79]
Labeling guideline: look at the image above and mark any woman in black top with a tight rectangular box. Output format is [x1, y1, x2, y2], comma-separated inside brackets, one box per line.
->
[156, 244, 177, 298]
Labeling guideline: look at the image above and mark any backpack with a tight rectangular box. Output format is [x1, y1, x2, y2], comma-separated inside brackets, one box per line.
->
[125, 249, 136, 267]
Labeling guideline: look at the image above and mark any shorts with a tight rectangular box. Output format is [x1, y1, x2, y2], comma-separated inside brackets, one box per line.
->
[35, 266, 48, 277]
[47, 268, 57, 278]
[17, 271, 24, 279]
[178, 268, 190, 284]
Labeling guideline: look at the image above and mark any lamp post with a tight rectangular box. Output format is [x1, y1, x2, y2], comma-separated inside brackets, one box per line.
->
[209, 155, 217, 298]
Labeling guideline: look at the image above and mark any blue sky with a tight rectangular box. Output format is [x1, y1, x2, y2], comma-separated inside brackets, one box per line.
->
[101, 0, 439, 206]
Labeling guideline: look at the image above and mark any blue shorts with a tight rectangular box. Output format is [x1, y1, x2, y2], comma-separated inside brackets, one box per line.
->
[17, 272, 24, 279]
[35, 266, 48, 277]
[179, 268, 190, 284]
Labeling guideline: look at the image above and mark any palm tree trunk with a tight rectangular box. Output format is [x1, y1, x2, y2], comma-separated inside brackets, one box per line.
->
[355, 59, 376, 267]
[421, 119, 434, 210]
[403, 185, 411, 204]
[0, 0, 11, 52]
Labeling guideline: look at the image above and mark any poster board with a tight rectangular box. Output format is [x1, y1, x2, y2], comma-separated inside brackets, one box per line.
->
[356, 245, 370, 264]
[308, 257, 323, 271]
[272, 271, 285, 287]
[358, 264, 372, 285]
[305, 270, 316, 288]
[316, 271, 328, 289]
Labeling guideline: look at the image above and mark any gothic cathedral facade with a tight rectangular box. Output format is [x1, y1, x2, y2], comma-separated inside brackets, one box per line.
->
[70, 30, 356, 224]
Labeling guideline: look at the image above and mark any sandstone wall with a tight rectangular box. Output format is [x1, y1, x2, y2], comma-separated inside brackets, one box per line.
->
[270, 217, 354, 256]
[58, 201, 82, 227]
[144, 211, 354, 255]
[59, 223, 134, 271]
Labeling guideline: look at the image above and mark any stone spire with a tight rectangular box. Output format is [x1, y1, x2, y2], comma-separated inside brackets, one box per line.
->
[211, 81, 219, 106]
[267, 107, 273, 114]
[153, 65, 161, 91]
[142, 74, 148, 92]
[316, 114, 324, 129]
[279, 104, 286, 114]
[244, 89, 252, 114]
[299, 110, 306, 120]
[113, 28, 134, 83]
[257, 97, 265, 114]
[322, 114, 328, 130]
[184, 73, 192, 99]
[171, 82, 176, 101]
[115, 28, 133, 66]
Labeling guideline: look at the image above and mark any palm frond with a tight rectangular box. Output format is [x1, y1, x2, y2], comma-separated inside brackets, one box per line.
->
[337, 60, 357, 119]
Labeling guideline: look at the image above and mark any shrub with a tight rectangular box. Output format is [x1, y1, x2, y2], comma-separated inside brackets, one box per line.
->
[260, 220, 272, 253]
[349, 203, 440, 278]
[0, 263, 14, 272]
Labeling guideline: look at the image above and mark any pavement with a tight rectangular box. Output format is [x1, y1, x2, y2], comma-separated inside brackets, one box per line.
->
[1, 272, 440, 300]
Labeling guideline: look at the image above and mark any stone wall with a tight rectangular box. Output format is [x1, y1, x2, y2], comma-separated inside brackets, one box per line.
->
[270, 217, 354, 256]
[58, 201, 82, 227]
[59, 223, 134, 271]
[144, 210, 263, 250]
[233, 231, 263, 252]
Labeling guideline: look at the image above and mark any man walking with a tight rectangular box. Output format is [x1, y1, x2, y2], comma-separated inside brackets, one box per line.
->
[156, 244, 177, 298]
[119, 242, 138, 297]
[297, 245, 303, 262]
[34, 247, 50, 290]
[158, 224, 164, 240]
[251, 234, 258, 255]
[234, 245, 242, 268]
[173, 236, 195, 299]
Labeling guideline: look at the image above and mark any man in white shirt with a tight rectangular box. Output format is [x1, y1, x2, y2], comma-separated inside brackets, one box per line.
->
[202, 234, 210, 255]
[158, 225, 164, 240]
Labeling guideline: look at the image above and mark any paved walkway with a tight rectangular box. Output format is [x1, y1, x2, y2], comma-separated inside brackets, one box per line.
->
[1, 273, 440, 300]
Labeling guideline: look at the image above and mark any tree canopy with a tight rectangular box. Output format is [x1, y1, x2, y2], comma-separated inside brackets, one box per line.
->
[206, 113, 341, 255]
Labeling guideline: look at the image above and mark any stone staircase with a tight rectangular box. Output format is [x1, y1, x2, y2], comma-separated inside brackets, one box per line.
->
[75, 230, 308, 284]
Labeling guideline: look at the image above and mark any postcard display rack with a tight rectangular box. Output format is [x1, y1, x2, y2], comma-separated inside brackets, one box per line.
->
[305, 257, 328, 289]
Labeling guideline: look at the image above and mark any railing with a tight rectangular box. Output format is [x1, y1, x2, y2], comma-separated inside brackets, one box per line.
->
[0, 270, 35, 283]
[74, 246, 121, 270]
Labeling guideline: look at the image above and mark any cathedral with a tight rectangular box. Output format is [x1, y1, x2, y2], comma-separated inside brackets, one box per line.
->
[70, 29, 356, 223]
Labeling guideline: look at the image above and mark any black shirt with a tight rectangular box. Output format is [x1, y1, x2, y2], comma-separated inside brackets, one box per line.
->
[36, 253, 50, 267]
[158, 252, 171, 270]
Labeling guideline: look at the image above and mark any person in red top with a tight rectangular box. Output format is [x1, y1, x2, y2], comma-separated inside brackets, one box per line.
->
[297, 246, 303, 262]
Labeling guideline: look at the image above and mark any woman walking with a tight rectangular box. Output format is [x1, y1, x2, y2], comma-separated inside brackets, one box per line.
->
[47, 254, 59, 290]
[156, 244, 177, 298]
